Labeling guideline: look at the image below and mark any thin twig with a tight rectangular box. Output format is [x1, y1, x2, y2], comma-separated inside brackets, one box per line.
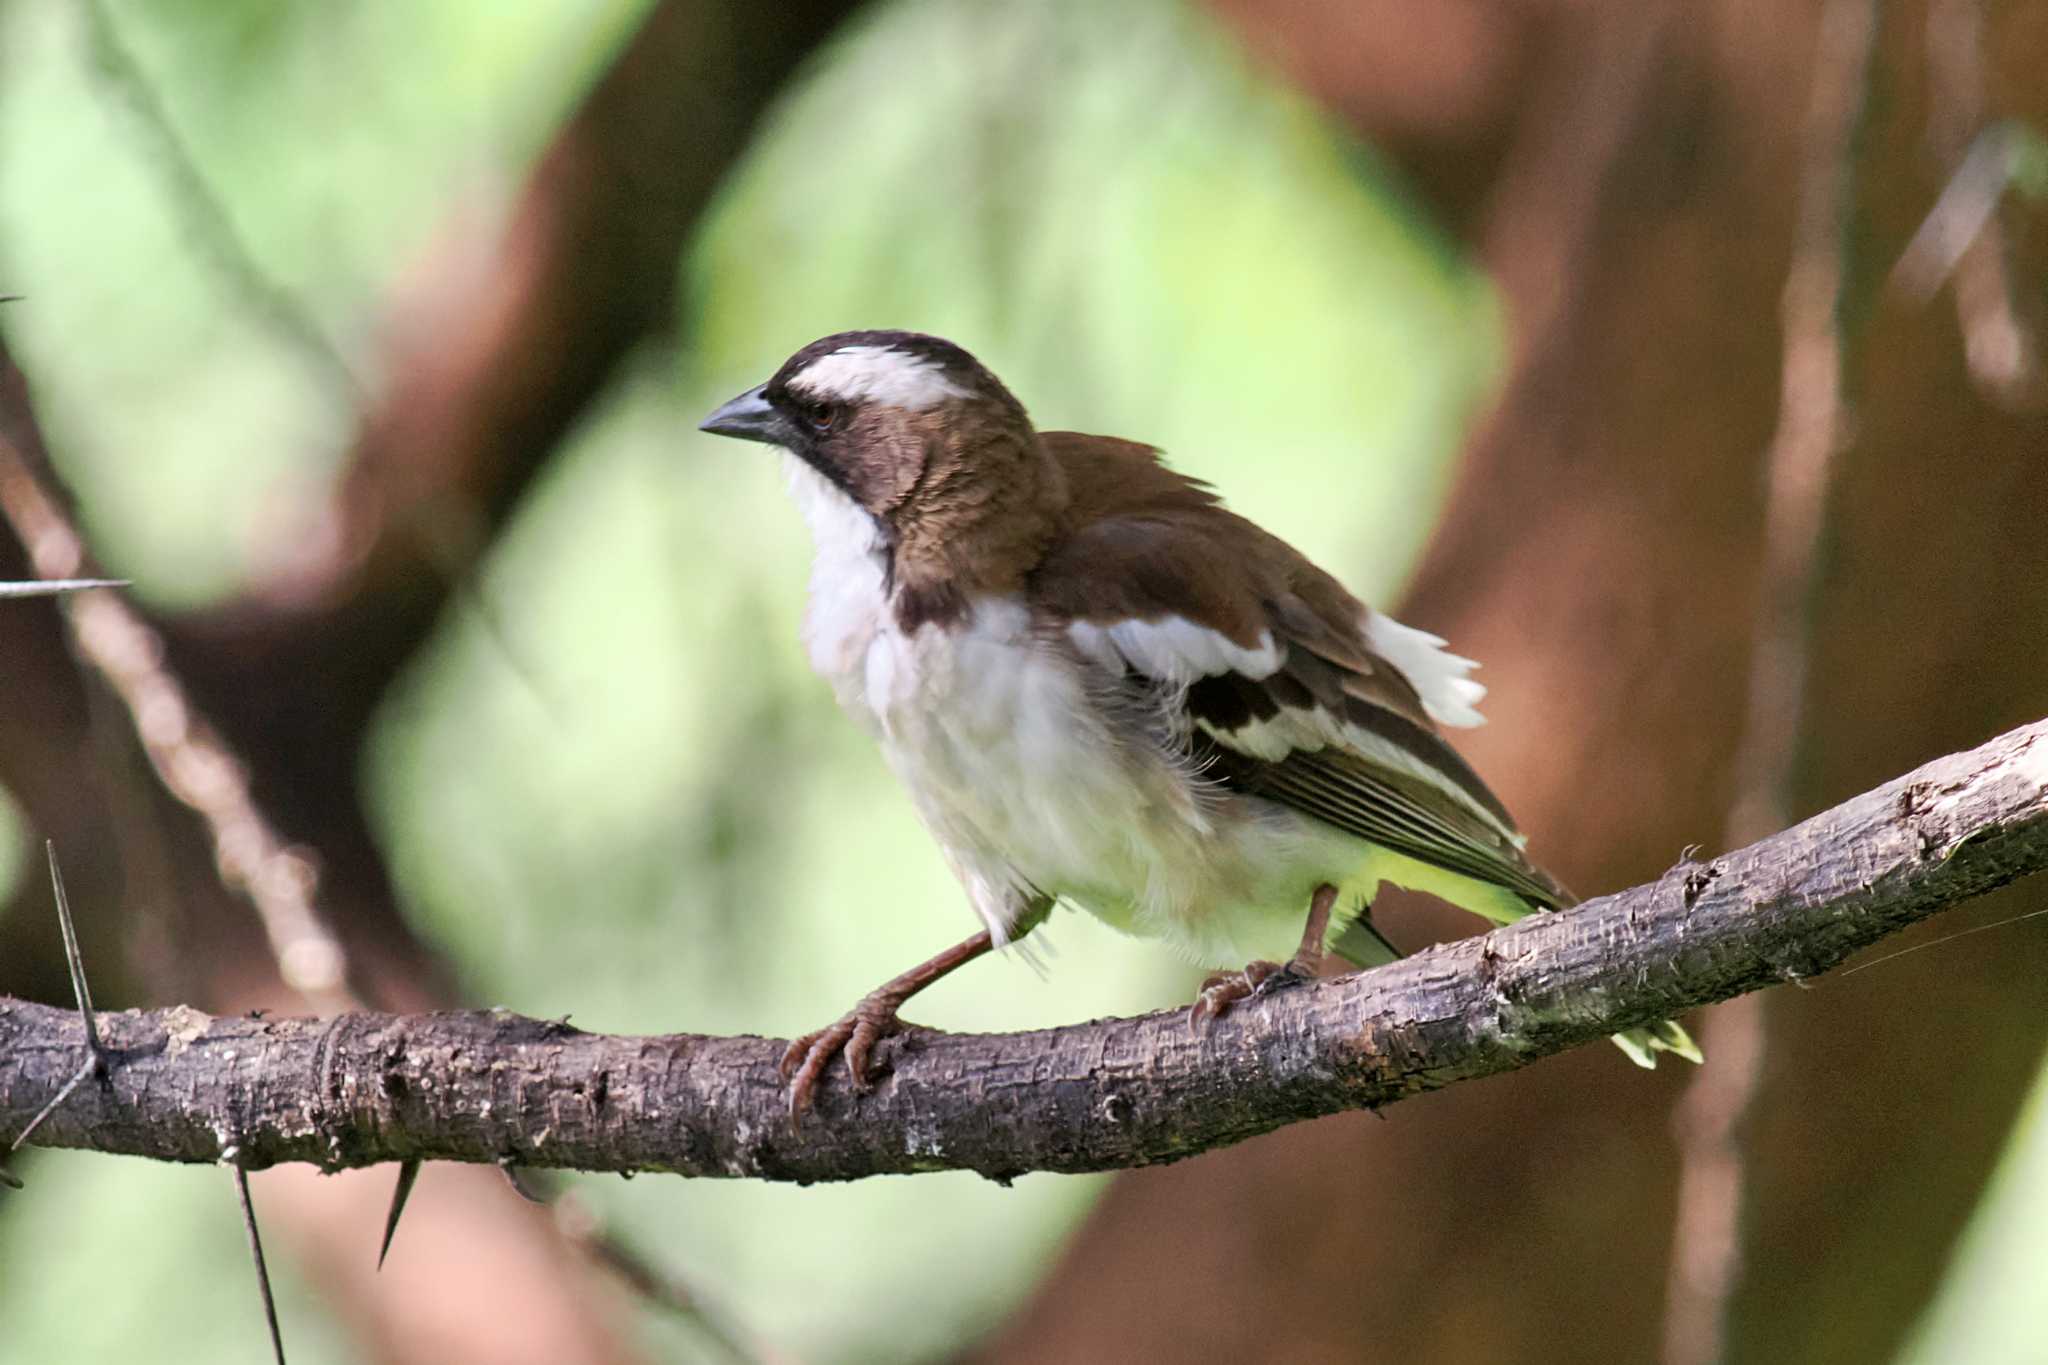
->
[0, 437, 354, 1012]
[1663, 5, 1881, 1363]
[5, 715, 2045, 1182]
[230, 1161, 290, 1365]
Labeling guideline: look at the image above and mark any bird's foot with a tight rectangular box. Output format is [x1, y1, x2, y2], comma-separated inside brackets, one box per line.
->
[779, 993, 907, 1125]
[1191, 956, 1317, 1027]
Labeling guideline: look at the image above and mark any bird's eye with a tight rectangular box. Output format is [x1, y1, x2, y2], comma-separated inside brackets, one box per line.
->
[809, 404, 836, 434]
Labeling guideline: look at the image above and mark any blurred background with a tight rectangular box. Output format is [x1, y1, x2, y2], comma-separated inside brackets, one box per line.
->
[0, 0, 2044, 1361]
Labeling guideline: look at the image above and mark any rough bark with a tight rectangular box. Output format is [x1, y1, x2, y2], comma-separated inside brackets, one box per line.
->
[7, 717, 2044, 1183]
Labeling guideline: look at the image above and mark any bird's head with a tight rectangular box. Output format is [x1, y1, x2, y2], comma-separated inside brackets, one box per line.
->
[701, 330, 1058, 527]
[701, 331, 1068, 606]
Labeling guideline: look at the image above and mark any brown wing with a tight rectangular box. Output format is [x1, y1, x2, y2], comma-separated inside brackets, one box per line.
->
[1030, 434, 1568, 910]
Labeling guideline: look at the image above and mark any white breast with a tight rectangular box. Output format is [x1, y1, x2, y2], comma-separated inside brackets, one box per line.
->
[851, 590, 1181, 947]
[783, 455, 1382, 964]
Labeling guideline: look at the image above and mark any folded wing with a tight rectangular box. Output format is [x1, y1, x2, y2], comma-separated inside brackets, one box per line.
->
[1028, 469, 1569, 912]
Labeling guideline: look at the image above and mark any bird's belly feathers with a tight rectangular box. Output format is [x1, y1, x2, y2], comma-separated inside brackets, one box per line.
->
[830, 596, 1373, 965]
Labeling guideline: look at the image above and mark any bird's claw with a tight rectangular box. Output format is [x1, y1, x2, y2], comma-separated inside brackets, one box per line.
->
[779, 999, 904, 1126]
[1190, 959, 1280, 1028]
[1188, 957, 1316, 1029]
[1256, 958, 1317, 996]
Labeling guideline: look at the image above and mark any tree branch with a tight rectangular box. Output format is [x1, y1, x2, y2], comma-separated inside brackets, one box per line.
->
[6, 718, 2045, 1185]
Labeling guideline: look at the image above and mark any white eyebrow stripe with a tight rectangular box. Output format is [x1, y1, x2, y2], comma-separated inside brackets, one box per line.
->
[788, 345, 971, 410]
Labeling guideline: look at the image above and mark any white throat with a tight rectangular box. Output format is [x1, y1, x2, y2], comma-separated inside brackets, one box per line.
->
[782, 452, 890, 686]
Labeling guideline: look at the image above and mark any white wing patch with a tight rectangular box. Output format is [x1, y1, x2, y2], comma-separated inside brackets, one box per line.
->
[1067, 617, 1283, 684]
[788, 344, 970, 410]
[1364, 610, 1487, 728]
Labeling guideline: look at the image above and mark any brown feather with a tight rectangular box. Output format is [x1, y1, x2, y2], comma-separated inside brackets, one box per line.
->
[1026, 430, 1565, 907]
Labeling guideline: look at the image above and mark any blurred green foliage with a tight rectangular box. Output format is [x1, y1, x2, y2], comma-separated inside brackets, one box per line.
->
[0, 1152, 353, 1364]
[1900, 1038, 2048, 1365]
[0, 0, 641, 602]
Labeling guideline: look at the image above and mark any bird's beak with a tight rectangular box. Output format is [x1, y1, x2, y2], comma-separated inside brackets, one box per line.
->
[699, 384, 801, 448]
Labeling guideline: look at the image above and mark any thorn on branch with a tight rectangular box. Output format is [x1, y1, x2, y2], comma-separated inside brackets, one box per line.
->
[499, 1157, 549, 1204]
[229, 1160, 289, 1365]
[0, 578, 129, 599]
[47, 843, 107, 1067]
[3, 844, 112, 1182]
[376, 1158, 421, 1270]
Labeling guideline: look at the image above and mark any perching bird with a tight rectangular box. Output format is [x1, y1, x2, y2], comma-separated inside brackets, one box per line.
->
[701, 330, 1698, 1117]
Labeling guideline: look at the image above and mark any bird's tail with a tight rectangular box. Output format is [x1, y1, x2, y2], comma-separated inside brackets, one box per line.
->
[1329, 911, 1702, 1068]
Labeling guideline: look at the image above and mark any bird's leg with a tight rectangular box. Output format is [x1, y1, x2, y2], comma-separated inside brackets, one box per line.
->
[1284, 881, 1340, 977]
[780, 928, 994, 1123]
[1191, 883, 1340, 1026]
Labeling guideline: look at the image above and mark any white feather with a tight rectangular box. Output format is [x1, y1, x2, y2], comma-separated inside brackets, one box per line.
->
[1070, 611, 1511, 840]
[782, 454, 887, 717]
[788, 344, 969, 410]
[1065, 621, 1127, 676]
[1068, 617, 1282, 684]
[1364, 610, 1488, 728]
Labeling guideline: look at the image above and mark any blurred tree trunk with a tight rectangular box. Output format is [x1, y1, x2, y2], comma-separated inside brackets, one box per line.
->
[982, 3, 2048, 1363]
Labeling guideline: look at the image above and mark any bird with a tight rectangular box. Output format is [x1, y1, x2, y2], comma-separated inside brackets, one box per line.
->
[700, 329, 1699, 1118]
